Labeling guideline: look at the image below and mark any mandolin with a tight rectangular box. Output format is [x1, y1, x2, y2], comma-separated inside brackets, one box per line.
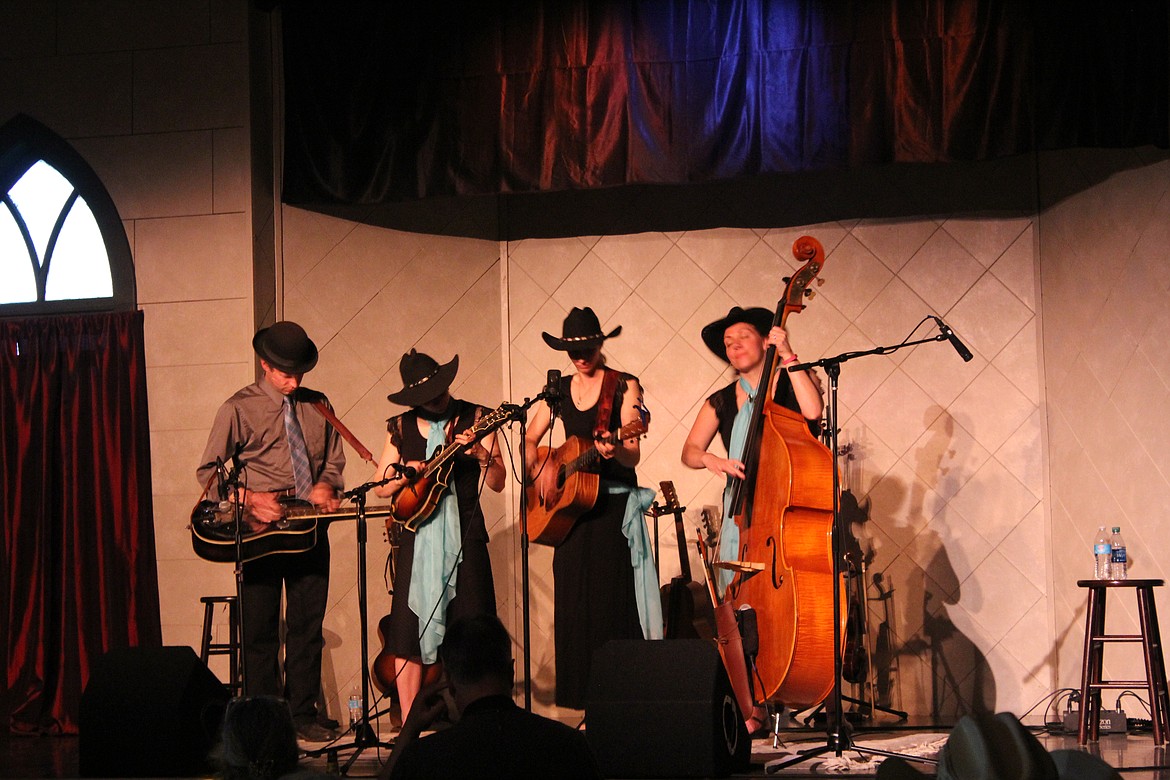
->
[658, 481, 715, 640]
[389, 401, 515, 533]
[525, 415, 647, 546]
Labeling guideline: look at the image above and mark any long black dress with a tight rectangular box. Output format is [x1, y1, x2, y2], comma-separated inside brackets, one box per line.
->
[384, 400, 496, 659]
[552, 371, 643, 709]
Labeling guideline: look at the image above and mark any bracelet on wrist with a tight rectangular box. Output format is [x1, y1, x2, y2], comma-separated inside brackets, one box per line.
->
[781, 354, 799, 366]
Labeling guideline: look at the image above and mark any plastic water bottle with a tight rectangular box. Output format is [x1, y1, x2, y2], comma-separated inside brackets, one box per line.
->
[347, 687, 362, 729]
[1094, 527, 1112, 579]
[1110, 526, 1127, 580]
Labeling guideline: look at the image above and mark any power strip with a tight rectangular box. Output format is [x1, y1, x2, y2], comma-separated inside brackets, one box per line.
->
[1061, 708, 1128, 733]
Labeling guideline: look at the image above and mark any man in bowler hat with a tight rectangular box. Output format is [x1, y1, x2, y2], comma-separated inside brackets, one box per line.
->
[196, 321, 345, 743]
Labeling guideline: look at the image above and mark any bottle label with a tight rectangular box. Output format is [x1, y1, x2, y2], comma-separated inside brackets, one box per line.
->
[1094, 544, 1111, 555]
[1112, 548, 1127, 563]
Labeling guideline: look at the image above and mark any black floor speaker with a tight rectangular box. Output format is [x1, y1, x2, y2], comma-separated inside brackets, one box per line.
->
[586, 639, 751, 778]
[79, 645, 230, 777]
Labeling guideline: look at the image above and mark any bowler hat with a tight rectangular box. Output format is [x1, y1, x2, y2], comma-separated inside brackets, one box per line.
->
[252, 321, 318, 374]
[700, 306, 774, 362]
[387, 350, 459, 407]
[541, 307, 621, 351]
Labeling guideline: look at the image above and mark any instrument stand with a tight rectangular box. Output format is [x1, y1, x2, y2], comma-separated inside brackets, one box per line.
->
[305, 481, 395, 773]
[767, 330, 952, 773]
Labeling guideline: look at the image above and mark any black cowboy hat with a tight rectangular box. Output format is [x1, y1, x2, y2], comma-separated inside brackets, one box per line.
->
[541, 307, 622, 351]
[700, 306, 773, 362]
[387, 349, 459, 407]
[252, 321, 319, 374]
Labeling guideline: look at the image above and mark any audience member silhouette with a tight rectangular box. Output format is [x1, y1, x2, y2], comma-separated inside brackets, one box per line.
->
[382, 614, 600, 779]
[216, 695, 324, 780]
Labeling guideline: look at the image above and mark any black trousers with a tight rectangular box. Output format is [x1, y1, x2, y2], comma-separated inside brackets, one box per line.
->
[241, 536, 329, 723]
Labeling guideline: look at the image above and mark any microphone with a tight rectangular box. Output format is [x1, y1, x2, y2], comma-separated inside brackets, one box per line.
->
[389, 462, 418, 480]
[934, 316, 973, 362]
[215, 456, 228, 502]
[542, 369, 562, 413]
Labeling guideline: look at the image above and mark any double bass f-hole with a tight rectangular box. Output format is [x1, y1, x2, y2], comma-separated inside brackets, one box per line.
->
[766, 537, 781, 588]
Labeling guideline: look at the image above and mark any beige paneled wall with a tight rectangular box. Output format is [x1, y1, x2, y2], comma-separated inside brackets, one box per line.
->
[1038, 148, 1170, 696]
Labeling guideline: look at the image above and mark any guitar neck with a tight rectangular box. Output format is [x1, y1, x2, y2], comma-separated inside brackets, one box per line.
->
[419, 405, 511, 477]
[672, 510, 692, 581]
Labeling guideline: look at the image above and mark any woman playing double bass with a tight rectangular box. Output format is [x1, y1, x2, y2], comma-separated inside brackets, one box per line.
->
[371, 350, 506, 722]
[681, 306, 824, 730]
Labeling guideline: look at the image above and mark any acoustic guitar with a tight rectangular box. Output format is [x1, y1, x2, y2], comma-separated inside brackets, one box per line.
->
[389, 401, 516, 532]
[190, 499, 393, 563]
[526, 416, 647, 546]
[658, 481, 715, 640]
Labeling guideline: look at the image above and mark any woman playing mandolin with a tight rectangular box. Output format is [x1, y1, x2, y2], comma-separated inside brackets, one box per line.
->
[524, 307, 661, 710]
[371, 350, 505, 722]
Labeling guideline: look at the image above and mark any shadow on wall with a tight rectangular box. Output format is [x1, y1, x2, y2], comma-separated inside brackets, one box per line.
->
[858, 407, 997, 723]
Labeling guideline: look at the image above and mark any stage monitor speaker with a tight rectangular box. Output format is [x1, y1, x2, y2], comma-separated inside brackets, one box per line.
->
[79, 645, 230, 777]
[586, 639, 751, 778]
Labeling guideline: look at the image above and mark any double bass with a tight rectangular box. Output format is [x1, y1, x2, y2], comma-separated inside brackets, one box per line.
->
[722, 236, 844, 710]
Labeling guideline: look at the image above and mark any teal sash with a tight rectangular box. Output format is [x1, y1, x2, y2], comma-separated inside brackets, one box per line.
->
[606, 482, 664, 640]
[717, 376, 756, 597]
[407, 416, 462, 664]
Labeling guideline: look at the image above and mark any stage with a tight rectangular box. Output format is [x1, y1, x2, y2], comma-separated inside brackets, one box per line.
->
[3, 721, 1165, 778]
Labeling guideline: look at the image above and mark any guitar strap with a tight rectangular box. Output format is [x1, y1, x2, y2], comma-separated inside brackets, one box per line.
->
[593, 368, 620, 439]
[309, 399, 376, 465]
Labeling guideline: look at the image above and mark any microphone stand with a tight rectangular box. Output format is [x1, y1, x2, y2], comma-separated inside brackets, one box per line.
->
[766, 331, 956, 773]
[220, 457, 248, 695]
[504, 388, 558, 711]
[306, 477, 395, 773]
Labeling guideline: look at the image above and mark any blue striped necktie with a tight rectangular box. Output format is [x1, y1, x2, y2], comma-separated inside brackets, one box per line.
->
[284, 396, 314, 500]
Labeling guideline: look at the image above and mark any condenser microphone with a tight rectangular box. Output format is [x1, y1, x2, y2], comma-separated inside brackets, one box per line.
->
[542, 369, 562, 413]
[934, 317, 973, 362]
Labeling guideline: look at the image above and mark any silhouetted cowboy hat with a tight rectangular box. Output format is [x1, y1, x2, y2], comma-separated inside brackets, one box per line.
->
[387, 350, 459, 407]
[541, 307, 621, 351]
[252, 321, 318, 374]
[700, 306, 774, 361]
[876, 711, 1119, 780]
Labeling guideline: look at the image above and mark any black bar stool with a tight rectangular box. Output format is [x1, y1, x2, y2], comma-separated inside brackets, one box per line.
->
[1076, 579, 1170, 744]
[199, 594, 241, 694]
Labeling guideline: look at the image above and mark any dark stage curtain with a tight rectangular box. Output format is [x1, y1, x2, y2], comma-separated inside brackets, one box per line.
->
[281, 0, 1168, 205]
[0, 311, 160, 735]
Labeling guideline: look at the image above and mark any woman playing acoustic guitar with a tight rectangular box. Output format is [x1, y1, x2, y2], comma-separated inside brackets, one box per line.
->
[524, 307, 660, 710]
[371, 350, 505, 722]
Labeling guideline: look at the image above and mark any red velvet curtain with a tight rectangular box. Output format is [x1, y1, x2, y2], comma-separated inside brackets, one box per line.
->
[0, 311, 160, 735]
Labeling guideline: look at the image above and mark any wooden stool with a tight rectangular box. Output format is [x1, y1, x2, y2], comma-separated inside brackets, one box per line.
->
[199, 595, 241, 694]
[1077, 579, 1170, 744]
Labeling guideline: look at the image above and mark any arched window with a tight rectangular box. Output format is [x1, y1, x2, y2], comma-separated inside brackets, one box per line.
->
[0, 114, 135, 315]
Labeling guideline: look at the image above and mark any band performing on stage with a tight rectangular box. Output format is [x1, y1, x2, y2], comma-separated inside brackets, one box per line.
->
[190, 236, 886, 756]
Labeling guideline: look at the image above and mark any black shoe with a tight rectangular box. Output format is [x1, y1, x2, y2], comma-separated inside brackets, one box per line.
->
[317, 714, 341, 730]
[296, 722, 339, 743]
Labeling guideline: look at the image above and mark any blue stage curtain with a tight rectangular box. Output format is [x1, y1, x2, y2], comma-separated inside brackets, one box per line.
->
[280, 0, 1168, 204]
